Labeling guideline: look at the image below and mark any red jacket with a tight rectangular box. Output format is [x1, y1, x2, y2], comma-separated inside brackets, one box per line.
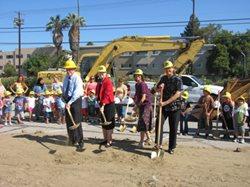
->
[97, 77, 114, 105]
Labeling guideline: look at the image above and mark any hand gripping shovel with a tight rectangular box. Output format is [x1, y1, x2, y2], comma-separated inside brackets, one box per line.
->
[100, 109, 112, 126]
[67, 108, 80, 130]
[151, 88, 164, 159]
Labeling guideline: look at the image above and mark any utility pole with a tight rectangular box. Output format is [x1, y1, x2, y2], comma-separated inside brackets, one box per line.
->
[14, 12, 24, 76]
[191, 0, 196, 36]
[77, 0, 80, 64]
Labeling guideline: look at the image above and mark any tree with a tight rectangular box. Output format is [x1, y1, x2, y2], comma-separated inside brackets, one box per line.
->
[181, 14, 200, 37]
[207, 44, 230, 76]
[3, 63, 17, 77]
[86, 41, 94, 46]
[63, 13, 86, 62]
[46, 15, 67, 56]
[198, 24, 221, 43]
[22, 54, 50, 76]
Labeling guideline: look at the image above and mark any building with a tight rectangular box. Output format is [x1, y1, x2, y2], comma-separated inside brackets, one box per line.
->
[79, 44, 214, 78]
[0, 46, 56, 74]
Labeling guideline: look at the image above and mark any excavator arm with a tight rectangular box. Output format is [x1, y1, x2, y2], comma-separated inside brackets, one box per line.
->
[85, 35, 205, 81]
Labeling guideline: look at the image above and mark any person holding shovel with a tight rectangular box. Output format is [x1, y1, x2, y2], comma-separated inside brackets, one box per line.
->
[133, 69, 153, 148]
[63, 58, 84, 152]
[155, 60, 183, 154]
[96, 65, 116, 148]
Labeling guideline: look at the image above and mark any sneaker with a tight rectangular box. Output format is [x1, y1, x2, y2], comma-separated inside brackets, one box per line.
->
[233, 138, 238, 143]
[240, 139, 245, 144]
[4, 122, 8, 126]
[168, 149, 175, 154]
[8, 122, 13, 126]
[138, 142, 144, 148]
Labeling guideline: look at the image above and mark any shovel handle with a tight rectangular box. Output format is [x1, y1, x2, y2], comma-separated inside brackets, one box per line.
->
[157, 87, 163, 147]
[66, 107, 79, 130]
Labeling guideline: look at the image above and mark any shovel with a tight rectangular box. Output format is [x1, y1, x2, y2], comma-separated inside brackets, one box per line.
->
[150, 93, 157, 134]
[100, 109, 112, 126]
[66, 108, 80, 130]
[151, 88, 164, 159]
[37, 140, 56, 154]
[213, 93, 221, 138]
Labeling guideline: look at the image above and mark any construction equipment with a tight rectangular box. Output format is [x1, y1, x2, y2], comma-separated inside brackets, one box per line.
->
[220, 78, 250, 101]
[84, 35, 205, 81]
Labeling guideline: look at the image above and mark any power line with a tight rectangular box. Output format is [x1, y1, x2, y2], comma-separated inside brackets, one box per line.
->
[0, 17, 250, 30]
[0, 21, 250, 34]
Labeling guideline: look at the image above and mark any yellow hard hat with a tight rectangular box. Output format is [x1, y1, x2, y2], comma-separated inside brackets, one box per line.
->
[222, 92, 231, 99]
[29, 91, 35, 95]
[64, 59, 77, 69]
[237, 96, 245, 102]
[98, 65, 107, 73]
[56, 89, 63, 95]
[134, 69, 143, 75]
[5, 91, 11, 96]
[203, 85, 211, 94]
[182, 91, 189, 100]
[45, 90, 51, 95]
[164, 60, 173, 69]
[16, 88, 24, 95]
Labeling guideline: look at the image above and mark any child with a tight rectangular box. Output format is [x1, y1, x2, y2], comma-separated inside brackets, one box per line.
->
[3, 91, 13, 126]
[87, 89, 98, 123]
[55, 89, 65, 124]
[0, 97, 3, 125]
[43, 90, 53, 124]
[221, 92, 234, 139]
[13, 88, 26, 124]
[234, 96, 248, 144]
[26, 91, 36, 121]
[81, 96, 88, 122]
[180, 91, 191, 135]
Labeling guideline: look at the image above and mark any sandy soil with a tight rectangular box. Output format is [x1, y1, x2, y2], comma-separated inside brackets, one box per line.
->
[0, 131, 250, 187]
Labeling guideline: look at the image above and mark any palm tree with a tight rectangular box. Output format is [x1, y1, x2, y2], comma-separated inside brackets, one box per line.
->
[63, 13, 86, 63]
[46, 15, 67, 56]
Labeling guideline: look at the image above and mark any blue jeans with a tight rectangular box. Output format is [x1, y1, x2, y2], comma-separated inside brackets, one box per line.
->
[180, 114, 189, 134]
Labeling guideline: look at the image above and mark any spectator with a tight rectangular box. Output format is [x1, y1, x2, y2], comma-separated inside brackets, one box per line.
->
[43, 90, 53, 124]
[3, 91, 13, 126]
[234, 96, 248, 144]
[196, 86, 214, 138]
[180, 91, 191, 135]
[26, 91, 36, 121]
[33, 78, 47, 121]
[13, 89, 26, 124]
[87, 89, 98, 122]
[10, 74, 28, 94]
[55, 89, 65, 125]
[221, 92, 235, 139]
[0, 79, 6, 97]
[52, 76, 63, 92]
[84, 75, 97, 96]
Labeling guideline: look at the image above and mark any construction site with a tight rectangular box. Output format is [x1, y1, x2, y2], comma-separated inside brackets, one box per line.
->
[0, 0, 249, 187]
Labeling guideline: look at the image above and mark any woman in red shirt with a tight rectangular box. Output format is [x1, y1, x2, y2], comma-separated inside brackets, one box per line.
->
[96, 65, 115, 147]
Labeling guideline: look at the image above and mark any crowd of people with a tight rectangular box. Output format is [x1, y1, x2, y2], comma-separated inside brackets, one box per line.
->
[0, 59, 249, 153]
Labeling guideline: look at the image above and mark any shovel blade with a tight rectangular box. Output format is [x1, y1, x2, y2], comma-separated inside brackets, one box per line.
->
[151, 149, 164, 159]
[119, 124, 127, 132]
[49, 150, 57, 154]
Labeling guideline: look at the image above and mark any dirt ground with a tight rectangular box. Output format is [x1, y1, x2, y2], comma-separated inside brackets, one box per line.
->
[0, 131, 250, 187]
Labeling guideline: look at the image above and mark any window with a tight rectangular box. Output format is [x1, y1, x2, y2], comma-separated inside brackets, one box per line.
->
[27, 54, 31, 58]
[16, 54, 23, 58]
[121, 63, 131, 68]
[121, 52, 133, 57]
[152, 51, 160, 56]
[136, 51, 148, 56]
[181, 76, 197, 87]
[0, 55, 3, 59]
[6, 55, 13, 59]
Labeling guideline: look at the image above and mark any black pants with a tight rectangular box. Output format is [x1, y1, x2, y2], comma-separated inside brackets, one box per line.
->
[155, 109, 180, 150]
[65, 97, 83, 144]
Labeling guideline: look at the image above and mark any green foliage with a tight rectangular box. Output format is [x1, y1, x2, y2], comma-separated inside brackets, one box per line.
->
[1, 76, 36, 92]
[23, 54, 50, 76]
[181, 15, 200, 37]
[3, 63, 17, 77]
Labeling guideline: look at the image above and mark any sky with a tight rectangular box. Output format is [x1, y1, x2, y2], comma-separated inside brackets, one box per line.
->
[0, 0, 249, 51]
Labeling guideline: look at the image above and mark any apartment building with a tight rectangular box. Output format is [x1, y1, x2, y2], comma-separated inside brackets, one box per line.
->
[0, 46, 56, 73]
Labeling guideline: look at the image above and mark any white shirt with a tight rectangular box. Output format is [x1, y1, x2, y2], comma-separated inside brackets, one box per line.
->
[43, 97, 53, 112]
[27, 97, 36, 108]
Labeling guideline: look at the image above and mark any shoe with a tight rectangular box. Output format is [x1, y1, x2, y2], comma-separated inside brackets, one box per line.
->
[233, 138, 238, 143]
[8, 122, 13, 126]
[130, 126, 137, 133]
[240, 139, 245, 144]
[76, 142, 85, 152]
[138, 142, 144, 148]
[105, 142, 113, 148]
[4, 122, 8, 126]
[99, 140, 107, 145]
[168, 149, 174, 154]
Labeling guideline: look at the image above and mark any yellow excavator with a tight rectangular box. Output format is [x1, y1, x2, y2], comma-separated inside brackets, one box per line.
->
[83, 35, 205, 81]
